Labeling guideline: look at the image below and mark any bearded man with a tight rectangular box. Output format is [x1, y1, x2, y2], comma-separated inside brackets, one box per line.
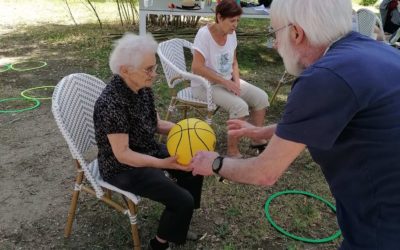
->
[189, 0, 400, 248]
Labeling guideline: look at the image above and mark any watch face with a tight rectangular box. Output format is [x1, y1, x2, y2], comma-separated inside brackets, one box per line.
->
[212, 156, 223, 173]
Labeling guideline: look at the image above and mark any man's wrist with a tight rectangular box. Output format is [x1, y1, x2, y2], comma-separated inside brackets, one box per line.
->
[212, 156, 224, 174]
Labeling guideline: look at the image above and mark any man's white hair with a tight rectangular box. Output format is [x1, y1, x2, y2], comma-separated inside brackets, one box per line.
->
[109, 32, 158, 75]
[270, 0, 353, 46]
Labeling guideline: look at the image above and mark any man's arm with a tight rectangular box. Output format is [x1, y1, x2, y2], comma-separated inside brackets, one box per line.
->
[191, 134, 305, 186]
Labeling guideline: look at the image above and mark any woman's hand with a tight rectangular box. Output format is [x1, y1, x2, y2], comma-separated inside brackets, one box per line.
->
[159, 156, 193, 172]
[225, 79, 241, 96]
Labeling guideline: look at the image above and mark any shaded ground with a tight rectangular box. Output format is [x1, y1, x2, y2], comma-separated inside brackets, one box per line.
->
[1, 1, 340, 249]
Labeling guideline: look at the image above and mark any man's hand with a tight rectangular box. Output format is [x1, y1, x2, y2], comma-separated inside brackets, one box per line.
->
[227, 119, 259, 139]
[190, 151, 219, 176]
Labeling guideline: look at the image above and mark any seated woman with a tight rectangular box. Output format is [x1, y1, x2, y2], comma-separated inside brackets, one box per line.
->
[191, 0, 269, 157]
[380, 0, 400, 34]
[93, 33, 202, 250]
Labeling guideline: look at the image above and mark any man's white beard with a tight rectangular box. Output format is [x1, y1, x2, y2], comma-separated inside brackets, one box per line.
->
[278, 37, 303, 76]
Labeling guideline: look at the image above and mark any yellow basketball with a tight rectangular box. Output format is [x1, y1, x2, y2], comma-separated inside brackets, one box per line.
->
[167, 118, 216, 165]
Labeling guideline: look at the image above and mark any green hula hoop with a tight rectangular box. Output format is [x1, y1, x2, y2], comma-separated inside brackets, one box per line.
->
[0, 64, 11, 73]
[0, 97, 41, 113]
[264, 190, 341, 243]
[10, 61, 47, 72]
[21, 86, 55, 100]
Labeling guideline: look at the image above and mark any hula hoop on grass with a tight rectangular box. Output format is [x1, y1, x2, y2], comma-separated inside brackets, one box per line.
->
[21, 86, 55, 100]
[264, 190, 341, 243]
[0, 64, 11, 73]
[0, 97, 40, 113]
[10, 61, 47, 72]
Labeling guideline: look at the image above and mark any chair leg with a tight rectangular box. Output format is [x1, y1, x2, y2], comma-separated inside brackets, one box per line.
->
[182, 106, 188, 119]
[127, 200, 141, 250]
[64, 160, 84, 238]
[206, 110, 213, 125]
[164, 97, 178, 122]
[159, 97, 178, 143]
[270, 71, 289, 105]
[104, 188, 112, 200]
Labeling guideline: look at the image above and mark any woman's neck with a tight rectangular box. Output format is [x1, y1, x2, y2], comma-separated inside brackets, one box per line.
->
[209, 23, 228, 45]
[121, 75, 141, 93]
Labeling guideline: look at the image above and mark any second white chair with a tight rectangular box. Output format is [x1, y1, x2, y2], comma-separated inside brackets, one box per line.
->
[157, 38, 217, 124]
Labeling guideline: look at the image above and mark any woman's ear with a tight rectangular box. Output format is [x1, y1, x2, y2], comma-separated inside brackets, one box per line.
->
[119, 65, 129, 78]
[216, 13, 222, 23]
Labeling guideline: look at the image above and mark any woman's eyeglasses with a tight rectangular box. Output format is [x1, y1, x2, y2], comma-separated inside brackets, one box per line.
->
[143, 64, 158, 75]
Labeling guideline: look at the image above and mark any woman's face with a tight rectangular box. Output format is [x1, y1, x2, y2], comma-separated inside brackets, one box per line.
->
[217, 15, 240, 34]
[122, 52, 157, 91]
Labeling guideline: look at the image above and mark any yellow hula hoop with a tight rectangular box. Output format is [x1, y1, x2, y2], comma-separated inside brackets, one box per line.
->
[10, 61, 47, 72]
[21, 86, 55, 100]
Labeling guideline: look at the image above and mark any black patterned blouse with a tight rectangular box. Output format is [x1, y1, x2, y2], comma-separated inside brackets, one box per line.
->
[93, 74, 161, 181]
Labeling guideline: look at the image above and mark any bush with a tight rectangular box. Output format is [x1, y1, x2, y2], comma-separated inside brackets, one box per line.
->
[360, 0, 378, 6]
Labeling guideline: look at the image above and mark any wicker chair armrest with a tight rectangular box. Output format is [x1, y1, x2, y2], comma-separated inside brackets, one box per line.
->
[173, 71, 215, 111]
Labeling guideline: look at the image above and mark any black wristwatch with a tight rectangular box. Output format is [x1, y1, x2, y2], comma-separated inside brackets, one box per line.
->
[212, 156, 224, 174]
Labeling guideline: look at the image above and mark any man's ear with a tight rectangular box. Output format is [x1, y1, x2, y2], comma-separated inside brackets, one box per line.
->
[291, 24, 305, 45]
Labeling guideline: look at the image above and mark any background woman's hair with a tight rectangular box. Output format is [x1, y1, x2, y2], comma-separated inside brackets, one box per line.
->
[215, 0, 243, 23]
[109, 32, 158, 75]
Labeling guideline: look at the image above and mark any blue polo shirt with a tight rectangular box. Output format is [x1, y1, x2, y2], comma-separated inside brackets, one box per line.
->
[276, 32, 400, 249]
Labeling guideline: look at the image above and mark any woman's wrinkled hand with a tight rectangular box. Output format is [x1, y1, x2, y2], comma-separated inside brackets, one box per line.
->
[162, 156, 193, 172]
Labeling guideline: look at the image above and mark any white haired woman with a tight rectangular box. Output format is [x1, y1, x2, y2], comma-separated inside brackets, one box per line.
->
[93, 33, 202, 250]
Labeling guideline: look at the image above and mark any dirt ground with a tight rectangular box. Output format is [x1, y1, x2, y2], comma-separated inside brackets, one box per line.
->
[0, 51, 85, 250]
[0, 2, 95, 247]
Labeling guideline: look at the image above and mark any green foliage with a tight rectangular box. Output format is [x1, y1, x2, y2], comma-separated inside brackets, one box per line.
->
[223, 243, 236, 250]
[215, 223, 229, 238]
[359, 0, 378, 6]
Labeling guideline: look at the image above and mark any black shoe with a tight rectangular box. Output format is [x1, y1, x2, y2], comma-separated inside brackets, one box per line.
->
[250, 142, 268, 154]
[187, 231, 199, 241]
[148, 238, 170, 250]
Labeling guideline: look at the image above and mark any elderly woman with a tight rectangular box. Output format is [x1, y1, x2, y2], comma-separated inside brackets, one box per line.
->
[191, 0, 269, 158]
[93, 33, 202, 250]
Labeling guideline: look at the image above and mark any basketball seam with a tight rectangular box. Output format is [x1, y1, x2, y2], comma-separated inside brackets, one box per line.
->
[167, 128, 214, 138]
[186, 119, 194, 158]
[170, 124, 183, 157]
[194, 121, 211, 151]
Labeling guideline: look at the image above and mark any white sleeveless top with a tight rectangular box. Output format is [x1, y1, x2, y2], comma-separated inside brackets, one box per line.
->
[191, 25, 237, 87]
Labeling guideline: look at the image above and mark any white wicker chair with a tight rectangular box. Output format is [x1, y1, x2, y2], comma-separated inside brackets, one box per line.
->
[157, 38, 217, 124]
[52, 73, 141, 250]
[357, 8, 385, 41]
